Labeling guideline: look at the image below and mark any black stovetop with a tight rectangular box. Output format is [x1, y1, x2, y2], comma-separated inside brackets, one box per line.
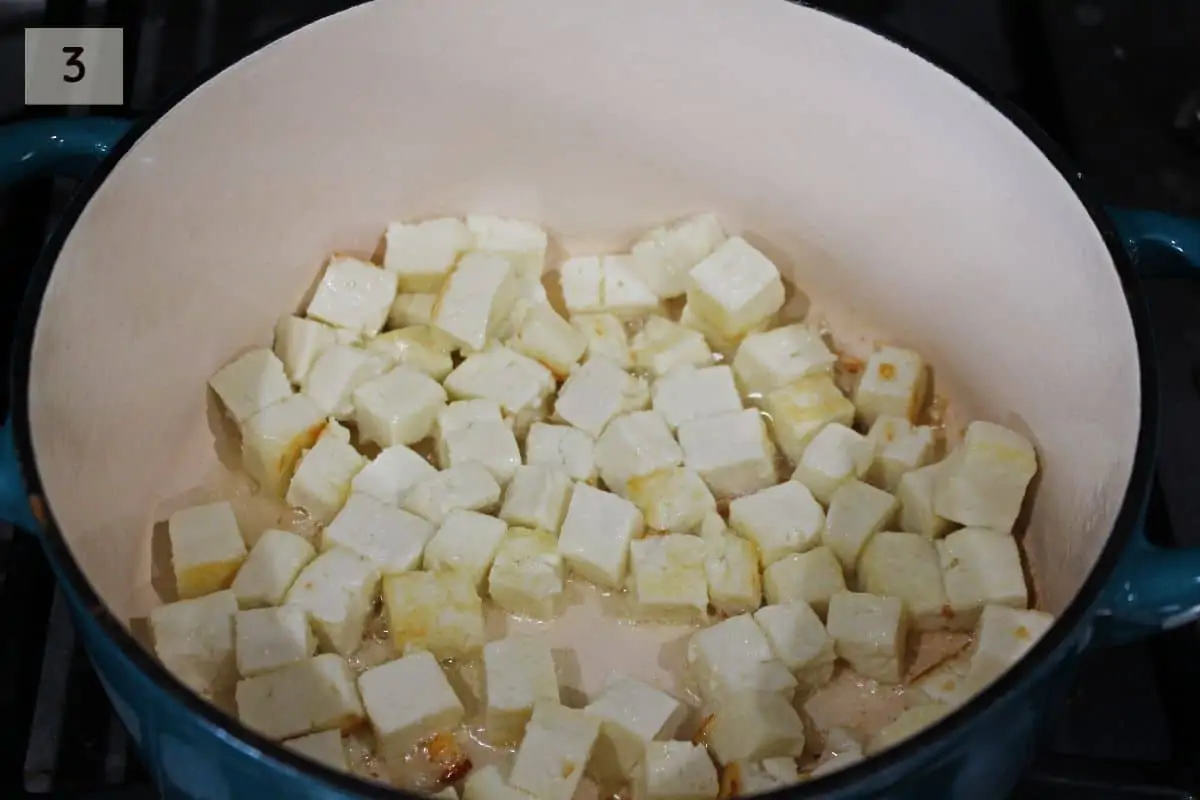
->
[1, 1, 1198, 798]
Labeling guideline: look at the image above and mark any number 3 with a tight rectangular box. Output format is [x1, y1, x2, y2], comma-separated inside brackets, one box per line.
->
[62, 46, 85, 83]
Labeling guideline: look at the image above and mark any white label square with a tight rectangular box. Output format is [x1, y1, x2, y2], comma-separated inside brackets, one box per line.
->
[25, 27, 124, 106]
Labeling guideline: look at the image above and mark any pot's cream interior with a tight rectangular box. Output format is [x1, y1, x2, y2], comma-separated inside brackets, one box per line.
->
[30, 0, 1137, 664]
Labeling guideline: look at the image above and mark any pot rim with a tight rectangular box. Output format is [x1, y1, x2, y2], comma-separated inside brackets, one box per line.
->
[6, 2, 1159, 796]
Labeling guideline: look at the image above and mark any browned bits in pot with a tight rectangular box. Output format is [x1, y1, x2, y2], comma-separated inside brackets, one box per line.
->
[691, 713, 716, 746]
[719, 762, 742, 799]
[421, 731, 472, 787]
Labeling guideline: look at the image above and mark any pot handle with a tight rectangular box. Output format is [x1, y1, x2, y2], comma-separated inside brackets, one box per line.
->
[0, 117, 132, 534]
[1094, 207, 1200, 644]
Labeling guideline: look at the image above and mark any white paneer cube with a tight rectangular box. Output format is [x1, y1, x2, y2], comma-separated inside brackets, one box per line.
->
[383, 570, 485, 659]
[555, 358, 650, 439]
[912, 659, 980, 708]
[937, 527, 1029, 630]
[235, 653, 364, 740]
[483, 637, 562, 745]
[321, 493, 437, 574]
[630, 213, 726, 299]
[509, 703, 603, 800]
[791, 423, 875, 506]
[432, 251, 518, 352]
[637, 741, 719, 800]
[810, 728, 865, 778]
[651, 366, 743, 431]
[561, 255, 661, 317]
[384, 217, 472, 291]
[274, 316, 337, 386]
[489, 527, 564, 619]
[631, 317, 714, 378]
[423, 509, 509, 589]
[231, 528, 315, 609]
[867, 416, 936, 491]
[353, 366, 448, 448]
[586, 676, 687, 781]
[686, 615, 797, 704]
[732, 325, 837, 398]
[286, 421, 367, 524]
[753, 602, 836, 690]
[150, 590, 238, 698]
[678, 410, 777, 499]
[706, 691, 806, 765]
[896, 461, 954, 538]
[436, 399, 506, 465]
[762, 375, 855, 464]
[284, 547, 381, 655]
[357, 650, 466, 769]
[723, 758, 801, 796]
[390, 292, 438, 329]
[302, 345, 391, 420]
[679, 303, 768, 357]
[209, 348, 294, 425]
[235, 605, 317, 677]
[628, 467, 716, 534]
[629, 534, 709, 624]
[511, 305, 588, 378]
[685, 237, 785, 340]
[351, 445, 438, 507]
[558, 484, 644, 588]
[167, 501, 247, 599]
[366, 329, 454, 382]
[934, 421, 1038, 533]
[501, 465, 574, 534]
[823, 480, 897, 572]
[728, 481, 824, 566]
[241, 395, 327, 496]
[702, 525, 762, 616]
[825, 592, 908, 683]
[858, 531, 949, 630]
[571, 313, 632, 368]
[306, 256, 399, 336]
[866, 704, 950, 756]
[284, 729, 348, 771]
[401, 464, 502, 524]
[594, 411, 683, 497]
[444, 347, 556, 428]
[467, 215, 548, 283]
[525, 423, 597, 484]
[853, 346, 928, 427]
[762, 547, 847, 618]
[464, 766, 534, 800]
[443, 420, 522, 486]
[968, 605, 1054, 684]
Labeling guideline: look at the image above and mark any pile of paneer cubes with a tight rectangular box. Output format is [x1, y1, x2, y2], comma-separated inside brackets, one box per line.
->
[150, 212, 1052, 797]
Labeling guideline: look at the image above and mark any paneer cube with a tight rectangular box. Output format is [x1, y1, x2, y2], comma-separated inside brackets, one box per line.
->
[937, 527, 1029, 630]
[571, 313, 632, 368]
[706, 691, 806, 765]
[628, 467, 716, 534]
[390, 292, 438, 328]
[809, 727, 865, 778]
[241, 394, 326, 496]
[351, 445, 438, 507]
[464, 766, 535, 800]
[366, 328, 454, 382]
[167, 501, 247, 599]
[511, 304, 588, 377]
[651, 366, 743, 431]
[762, 375, 855, 464]
[305, 255, 398, 335]
[489, 527, 564, 619]
[586, 676, 688, 781]
[686, 615, 797, 704]
[525, 423, 597, 484]
[483, 637, 562, 745]
[431, 251, 519, 352]
[509, 703, 603, 800]
[383, 570, 485, 659]
[357, 650, 466, 770]
[231, 528, 315, 609]
[302, 345, 390, 420]
[636, 741, 719, 800]
[933, 421, 1038, 533]
[679, 303, 768, 357]
[235, 653, 364, 740]
[631, 317, 714, 378]
[629, 534, 709, 623]
[721, 758, 801, 797]
[732, 325, 837, 398]
[753, 602, 836, 691]
[401, 464, 503, 524]
[150, 590, 238, 699]
[353, 365, 448, 448]
[823, 480, 897, 572]
[791, 422, 875, 506]
[274, 316, 337, 386]
[284, 547, 381, 655]
[912, 659, 979, 708]
[968, 605, 1054, 684]
[467, 215, 548, 283]
[500, 465, 574, 534]
[286, 421, 367, 524]
[896, 461, 954, 538]
[853, 346, 928, 426]
[858, 531, 948, 630]
[235, 605, 317, 677]
[321, 493, 437, 574]
[866, 704, 950, 755]
[444, 347, 556, 428]
[762, 547, 847, 618]
[825, 592, 908, 684]
[209, 348, 294, 425]
[561, 255, 661, 317]
[423, 509, 509, 590]
[630, 213, 726, 299]
[554, 358, 650, 439]
[436, 399, 506, 465]
[558, 484, 644, 588]
[701, 525, 762, 616]
[443, 420, 522, 486]
[284, 729, 348, 771]
[728, 481, 824, 566]
[867, 416, 936, 491]
[594, 411, 683, 497]
[685, 237, 785, 339]
[677, 410, 777, 499]
[383, 217, 472, 291]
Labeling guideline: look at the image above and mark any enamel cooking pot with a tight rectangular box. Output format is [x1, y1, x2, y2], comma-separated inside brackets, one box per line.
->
[2, 1, 1199, 798]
